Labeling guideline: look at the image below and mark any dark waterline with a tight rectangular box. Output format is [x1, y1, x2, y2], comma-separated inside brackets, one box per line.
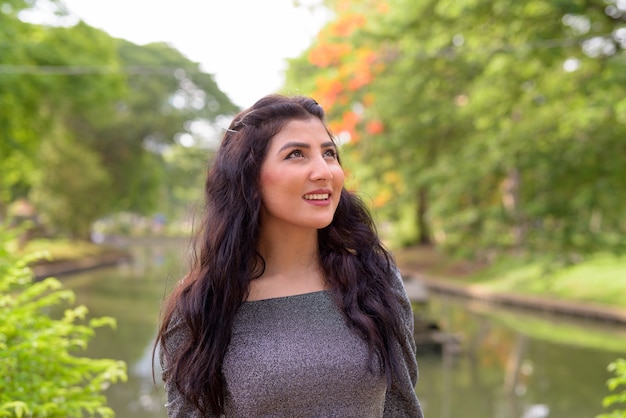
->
[58, 242, 624, 418]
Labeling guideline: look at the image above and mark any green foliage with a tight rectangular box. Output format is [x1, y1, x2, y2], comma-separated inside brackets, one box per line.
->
[29, 132, 112, 239]
[598, 359, 626, 418]
[287, 0, 626, 259]
[160, 142, 212, 223]
[0, 2, 238, 231]
[94, 39, 236, 217]
[0, 225, 127, 417]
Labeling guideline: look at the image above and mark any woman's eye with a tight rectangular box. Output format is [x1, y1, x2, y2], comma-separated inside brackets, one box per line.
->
[287, 150, 304, 158]
[324, 149, 338, 158]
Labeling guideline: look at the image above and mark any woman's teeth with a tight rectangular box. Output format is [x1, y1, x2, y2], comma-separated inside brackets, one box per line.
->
[304, 194, 329, 200]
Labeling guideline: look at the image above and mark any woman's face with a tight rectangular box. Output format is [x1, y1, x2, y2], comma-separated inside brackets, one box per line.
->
[259, 118, 345, 233]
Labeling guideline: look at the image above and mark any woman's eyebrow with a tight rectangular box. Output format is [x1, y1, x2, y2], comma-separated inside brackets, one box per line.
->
[278, 141, 336, 152]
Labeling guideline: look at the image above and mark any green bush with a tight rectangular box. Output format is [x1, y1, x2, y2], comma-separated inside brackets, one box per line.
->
[598, 358, 626, 418]
[0, 226, 127, 417]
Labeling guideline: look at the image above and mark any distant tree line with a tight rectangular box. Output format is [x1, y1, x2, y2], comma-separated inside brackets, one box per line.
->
[1, 0, 239, 238]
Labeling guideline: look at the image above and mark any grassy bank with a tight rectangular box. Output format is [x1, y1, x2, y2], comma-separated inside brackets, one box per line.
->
[395, 246, 626, 309]
[17, 238, 121, 264]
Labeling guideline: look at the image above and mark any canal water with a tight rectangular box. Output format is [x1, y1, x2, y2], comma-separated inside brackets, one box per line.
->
[57, 241, 625, 418]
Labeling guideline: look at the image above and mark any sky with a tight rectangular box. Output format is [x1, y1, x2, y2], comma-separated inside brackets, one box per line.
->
[46, 0, 331, 108]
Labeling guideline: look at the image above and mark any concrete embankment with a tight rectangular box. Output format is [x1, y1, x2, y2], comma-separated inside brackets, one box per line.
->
[401, 269, 626, 325]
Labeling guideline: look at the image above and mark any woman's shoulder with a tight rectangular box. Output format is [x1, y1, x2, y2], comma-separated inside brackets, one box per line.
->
[161, 308, 192, 356]
[380, 262, 406, 294]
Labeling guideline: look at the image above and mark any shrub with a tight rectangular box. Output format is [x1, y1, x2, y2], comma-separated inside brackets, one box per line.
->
[0, 226, 127, 417]
[598, 358, 626, 418]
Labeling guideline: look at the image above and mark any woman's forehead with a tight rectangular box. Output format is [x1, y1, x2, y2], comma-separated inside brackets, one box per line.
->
[270, 118, 332, 143]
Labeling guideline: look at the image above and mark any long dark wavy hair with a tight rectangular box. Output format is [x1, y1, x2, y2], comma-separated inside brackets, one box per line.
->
[155, 94, 406, 415]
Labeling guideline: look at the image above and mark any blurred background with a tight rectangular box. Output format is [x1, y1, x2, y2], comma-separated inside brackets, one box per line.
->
[2, 0, 626, 417]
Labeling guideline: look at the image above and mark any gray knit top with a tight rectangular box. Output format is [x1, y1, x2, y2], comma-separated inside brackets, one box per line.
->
[160, 272, 423, 417]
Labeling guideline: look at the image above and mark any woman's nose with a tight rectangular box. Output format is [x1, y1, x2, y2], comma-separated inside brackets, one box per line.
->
[309, 156, 333, 181]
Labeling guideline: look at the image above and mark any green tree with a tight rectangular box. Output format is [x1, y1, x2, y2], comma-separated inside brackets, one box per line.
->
[29, 130, 112, 239]
[0, 4, 52, 213]
[0, 9, 124, 226]
[91, 39, 238, 216]
[160, 142, 213, 224]
[1, 1, 238, 236]
[0, 225, 127, 417]
[285, 0, 626, 257]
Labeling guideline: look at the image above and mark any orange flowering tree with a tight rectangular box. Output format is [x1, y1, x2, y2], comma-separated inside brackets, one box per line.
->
[285, 0, 441, 246]
[303, 1, 384, 143]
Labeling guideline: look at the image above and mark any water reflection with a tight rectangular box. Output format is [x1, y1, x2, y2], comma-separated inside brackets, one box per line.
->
[59, 242, 182, 418]
[57, 242, 622, 418]
[418, 296, 623, 418]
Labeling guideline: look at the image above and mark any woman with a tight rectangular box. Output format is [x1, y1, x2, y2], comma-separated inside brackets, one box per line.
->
[156, 94, 424, 417]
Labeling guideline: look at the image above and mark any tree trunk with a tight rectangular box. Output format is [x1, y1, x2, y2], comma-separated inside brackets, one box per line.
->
[501, 167, 525, 250]
[416, 186, 432, 245]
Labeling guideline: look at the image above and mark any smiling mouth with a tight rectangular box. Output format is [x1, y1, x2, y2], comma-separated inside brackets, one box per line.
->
[303, 193, 330, 201]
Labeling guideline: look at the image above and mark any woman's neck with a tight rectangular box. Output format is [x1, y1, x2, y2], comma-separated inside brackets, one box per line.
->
[248, 227, 326, 301]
